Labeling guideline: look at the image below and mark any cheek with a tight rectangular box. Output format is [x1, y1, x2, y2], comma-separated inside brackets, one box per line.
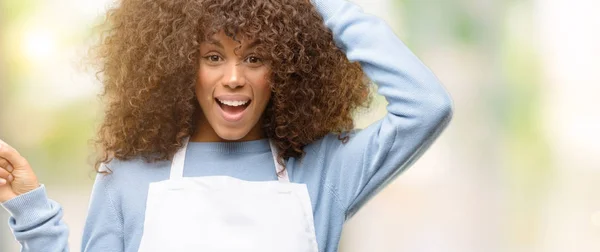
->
[196, 69, 216, 100]
[251, 70, 272, 102]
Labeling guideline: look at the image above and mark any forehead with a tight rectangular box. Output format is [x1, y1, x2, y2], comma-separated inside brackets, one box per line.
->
[202, 30, 258, 48]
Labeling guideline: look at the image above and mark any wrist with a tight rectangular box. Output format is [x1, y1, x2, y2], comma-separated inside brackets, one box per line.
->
[1, 185, 51, 223]
[14, 180, 41, 196]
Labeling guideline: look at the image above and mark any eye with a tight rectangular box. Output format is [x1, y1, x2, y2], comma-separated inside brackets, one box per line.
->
[205, 55, 222, 62]
[201, 54, 223, 65]
[244, 55, 263, 66]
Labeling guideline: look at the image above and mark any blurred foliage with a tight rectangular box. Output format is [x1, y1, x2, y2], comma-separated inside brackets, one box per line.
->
[498, 5, 553, 244]
[394, 0, 553, 248]
[0, 0, 41, 21]
[0, 0, 100, 184]
[394, 0, 486, 49]
[34, 100, 100, 184]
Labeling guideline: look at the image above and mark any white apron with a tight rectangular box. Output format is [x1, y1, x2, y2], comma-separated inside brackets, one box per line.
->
[137, 138, 319, 252]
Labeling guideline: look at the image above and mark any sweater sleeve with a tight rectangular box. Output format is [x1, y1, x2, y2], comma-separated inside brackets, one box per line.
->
[80, 172, 124, 251]
[1, 185, 70, 252]
[1, 172, 125, 252]
[311, 0, 453, 219]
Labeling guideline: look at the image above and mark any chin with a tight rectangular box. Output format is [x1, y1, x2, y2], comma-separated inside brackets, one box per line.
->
[215, 127, 253, 141]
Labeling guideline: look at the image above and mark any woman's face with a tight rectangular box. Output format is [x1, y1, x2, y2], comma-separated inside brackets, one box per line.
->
[194, 30, 272, 142]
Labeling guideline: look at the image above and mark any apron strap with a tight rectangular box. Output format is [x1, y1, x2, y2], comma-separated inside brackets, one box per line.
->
[269, 139, 290, 183]
[170, 137, 290, 183]
[169, 137, 189, 180]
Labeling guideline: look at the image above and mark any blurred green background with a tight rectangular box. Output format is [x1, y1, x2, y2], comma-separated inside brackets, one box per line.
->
[1, 0, 599, 251]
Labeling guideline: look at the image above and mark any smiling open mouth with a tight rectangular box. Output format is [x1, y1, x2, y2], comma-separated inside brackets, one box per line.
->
[215, 98, 252, 122]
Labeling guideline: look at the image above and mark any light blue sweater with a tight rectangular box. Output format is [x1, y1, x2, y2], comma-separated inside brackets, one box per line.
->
[1, 0, 453, 251]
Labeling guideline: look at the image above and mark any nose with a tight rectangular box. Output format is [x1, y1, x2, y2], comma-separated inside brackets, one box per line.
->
[223, 62, 245, 89]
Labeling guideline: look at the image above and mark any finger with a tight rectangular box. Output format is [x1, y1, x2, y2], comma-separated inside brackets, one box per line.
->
[0, 141, 28, 169]
[0, 178, 6, 185]
[0, 157, 13, 173]
[0, 168, 13, 182]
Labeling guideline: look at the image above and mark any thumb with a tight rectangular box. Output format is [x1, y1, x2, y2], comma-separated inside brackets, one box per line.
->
[0, 139, 29, 170]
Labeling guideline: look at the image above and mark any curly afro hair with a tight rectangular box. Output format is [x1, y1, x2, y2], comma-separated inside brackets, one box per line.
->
[91, 0, 371, 172]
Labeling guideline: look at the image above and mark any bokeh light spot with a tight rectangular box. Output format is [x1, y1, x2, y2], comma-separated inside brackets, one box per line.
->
[22, 29, 57, 61]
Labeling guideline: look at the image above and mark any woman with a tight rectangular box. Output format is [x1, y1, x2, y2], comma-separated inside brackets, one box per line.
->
[0, 0, 453, 251]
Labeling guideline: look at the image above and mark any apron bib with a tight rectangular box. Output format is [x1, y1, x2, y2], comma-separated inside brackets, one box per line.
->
[137, 138, 319, 252]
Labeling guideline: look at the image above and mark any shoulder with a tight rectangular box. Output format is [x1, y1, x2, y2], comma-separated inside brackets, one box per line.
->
[101, 157, 168, 174]
[302, 130, 366, 162]
[95, 157, 171, 189]
[90, 157, 171, 212]
[304, 129, 364, 153]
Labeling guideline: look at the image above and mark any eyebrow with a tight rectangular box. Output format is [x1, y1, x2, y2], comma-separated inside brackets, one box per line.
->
[206, 39, 224, 49]
[244, 40, 261, 50]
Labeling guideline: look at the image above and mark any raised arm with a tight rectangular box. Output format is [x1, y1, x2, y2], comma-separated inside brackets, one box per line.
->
[0, 140, 124, 251]
[0, 140, 69, 251]
[310, 0, 453, 218]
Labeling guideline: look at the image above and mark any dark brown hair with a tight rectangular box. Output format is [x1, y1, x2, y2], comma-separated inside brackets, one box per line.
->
[90, 0, 371, 171]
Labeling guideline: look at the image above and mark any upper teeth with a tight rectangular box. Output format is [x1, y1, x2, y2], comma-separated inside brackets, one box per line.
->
[218, 99, 249, 106]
